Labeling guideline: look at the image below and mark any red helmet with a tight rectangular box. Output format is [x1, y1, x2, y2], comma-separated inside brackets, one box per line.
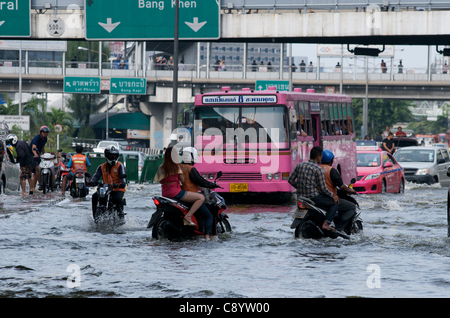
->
[40, 126, 50, 133]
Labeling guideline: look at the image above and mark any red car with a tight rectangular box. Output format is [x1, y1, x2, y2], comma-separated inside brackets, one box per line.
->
[353, 146, 405, 194]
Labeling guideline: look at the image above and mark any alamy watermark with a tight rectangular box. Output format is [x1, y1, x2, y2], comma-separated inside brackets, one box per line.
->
[366, 264, 381, 289]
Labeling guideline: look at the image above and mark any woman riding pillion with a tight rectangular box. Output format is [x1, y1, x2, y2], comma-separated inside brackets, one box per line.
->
[179, 147, 218, 240]
[154, 147, 204, 227]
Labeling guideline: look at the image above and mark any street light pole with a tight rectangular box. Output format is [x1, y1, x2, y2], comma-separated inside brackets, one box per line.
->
[171, 0, 180, 142]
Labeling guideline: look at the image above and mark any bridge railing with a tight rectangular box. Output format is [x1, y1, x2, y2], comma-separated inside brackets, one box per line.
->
[2, 59, 448, 82]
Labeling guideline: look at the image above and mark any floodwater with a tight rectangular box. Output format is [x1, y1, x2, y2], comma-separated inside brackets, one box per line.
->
[1, 182, 450, 298]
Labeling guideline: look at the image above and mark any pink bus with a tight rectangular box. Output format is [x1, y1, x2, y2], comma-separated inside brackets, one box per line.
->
[188, 86, 357, 198]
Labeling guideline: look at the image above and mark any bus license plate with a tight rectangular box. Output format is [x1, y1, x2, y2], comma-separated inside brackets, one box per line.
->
[230, 183, 248, 192]
[293, 209, 308, 219]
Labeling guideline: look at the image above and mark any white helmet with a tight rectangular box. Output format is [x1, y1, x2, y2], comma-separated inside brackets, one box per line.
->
[5, 134, 18, 147]
[181, 147, 199, 164]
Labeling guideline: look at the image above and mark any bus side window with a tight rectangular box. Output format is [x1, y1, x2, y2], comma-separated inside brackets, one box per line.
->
[322, 103, 331, 136]
[347, 103, 354, 133]
[303, 102, 312, 137]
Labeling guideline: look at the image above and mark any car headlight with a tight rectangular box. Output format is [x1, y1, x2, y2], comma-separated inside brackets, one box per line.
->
[365, 173, 380, 180]
[416, 168, 429, 175]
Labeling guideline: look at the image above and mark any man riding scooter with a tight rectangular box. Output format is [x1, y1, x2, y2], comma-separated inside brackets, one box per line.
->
[62, 145, 91, 196]
[88, 145, 127, 219]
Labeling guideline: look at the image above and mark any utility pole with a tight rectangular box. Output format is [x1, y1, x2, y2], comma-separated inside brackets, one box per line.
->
[171, 0, 180, 141]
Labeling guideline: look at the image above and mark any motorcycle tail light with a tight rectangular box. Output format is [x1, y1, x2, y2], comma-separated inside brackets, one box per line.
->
[153, 198, 160, 206]
[298, 201, 304, 209]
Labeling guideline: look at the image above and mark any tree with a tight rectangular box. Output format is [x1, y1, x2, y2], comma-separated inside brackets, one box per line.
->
[353, 99, 413, 138]
[65, 94, 103, 128]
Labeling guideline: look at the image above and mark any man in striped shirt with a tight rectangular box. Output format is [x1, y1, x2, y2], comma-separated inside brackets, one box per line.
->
[288, 146, 339, 231]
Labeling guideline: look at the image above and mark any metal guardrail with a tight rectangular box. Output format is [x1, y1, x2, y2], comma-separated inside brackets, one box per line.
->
[4, 61, 450, 82]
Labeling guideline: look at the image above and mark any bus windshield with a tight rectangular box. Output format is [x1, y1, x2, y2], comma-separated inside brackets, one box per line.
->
[194, 106, 289, 150]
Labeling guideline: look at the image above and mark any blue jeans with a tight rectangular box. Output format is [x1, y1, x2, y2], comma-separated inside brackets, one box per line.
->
[195, 203, 213, 235]
[311, 194, 339, 225]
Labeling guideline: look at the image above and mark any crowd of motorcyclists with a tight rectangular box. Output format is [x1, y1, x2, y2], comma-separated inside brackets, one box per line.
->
[4, 128, 355, 237]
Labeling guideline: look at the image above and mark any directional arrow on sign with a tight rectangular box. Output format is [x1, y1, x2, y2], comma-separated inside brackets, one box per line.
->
[0, 21, 5, 27]
[98, 18, 120, 33]
[185, 18, 207, 32]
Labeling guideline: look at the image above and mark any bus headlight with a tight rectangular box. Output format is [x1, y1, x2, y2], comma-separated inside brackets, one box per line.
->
[266, 173, 273, 180]
[208, 174, 215, 180]
[274, 173, 280, 180]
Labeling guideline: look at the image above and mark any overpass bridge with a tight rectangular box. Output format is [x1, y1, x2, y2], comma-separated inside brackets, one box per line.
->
[1, 62, 450, 100]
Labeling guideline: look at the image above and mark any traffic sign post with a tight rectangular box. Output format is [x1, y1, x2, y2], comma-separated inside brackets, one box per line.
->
[64, 77, 101, 94]
[255, 80, 290, 91]
[110, 78, 147, 95]
[0, 0, 31, 37]
[84, 0, 219, 40]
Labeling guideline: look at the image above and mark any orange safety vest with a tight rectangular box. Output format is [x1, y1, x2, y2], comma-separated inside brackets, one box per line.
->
[319, 164, 337, 197]
[71, 154, 88, 173]
[100, 161, 126, 192]
[179, 163, 198, 192]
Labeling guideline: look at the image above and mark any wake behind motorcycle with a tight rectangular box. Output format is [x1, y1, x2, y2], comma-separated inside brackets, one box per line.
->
[92, 183, 126, 228]
[148, 171, 231, 240]
[290, 179, 363, 240]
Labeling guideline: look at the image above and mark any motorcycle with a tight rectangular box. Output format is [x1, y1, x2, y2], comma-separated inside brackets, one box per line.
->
[148, 171, 231, 240]
[70, 169, 89, 198]
[56, 150, 71, 190]
[290, 178, 363, 240]
[92, 183, 126, 228]
[39, 153, 58, 194]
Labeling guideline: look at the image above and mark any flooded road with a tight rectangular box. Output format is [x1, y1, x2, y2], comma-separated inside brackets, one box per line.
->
[1, 182, 450, 298]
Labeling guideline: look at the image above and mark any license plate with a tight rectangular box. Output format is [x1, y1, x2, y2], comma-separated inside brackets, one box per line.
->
[229, 183, 248, 192]
[293, 209, 308, 219]
[76, 178, 84, 184]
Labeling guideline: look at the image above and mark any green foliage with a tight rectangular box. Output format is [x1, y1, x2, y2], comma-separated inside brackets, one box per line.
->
[65, 94, 103, 127]
[353, 99, 413, 137]
[407, 116, 448, 134]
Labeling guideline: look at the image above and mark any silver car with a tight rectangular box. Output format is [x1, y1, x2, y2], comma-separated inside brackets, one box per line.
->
[1, 142, 20, 193]
[394, 146, 450, 186]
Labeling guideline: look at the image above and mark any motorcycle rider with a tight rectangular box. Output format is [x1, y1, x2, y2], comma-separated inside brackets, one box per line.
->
[288, 146, 339, 231]
[30, 125, 50, 191]
[180, 147, 217, 240]
[61, 145, 91, 196]
[5, 134, 34, 195]
[320, 149, 357, 232]
[89, 145, 126, 220]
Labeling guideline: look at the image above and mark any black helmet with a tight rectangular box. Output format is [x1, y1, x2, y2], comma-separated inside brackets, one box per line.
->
[75, 145, 83, 154]
[104, 145, 119, 166]
[40, 126, 50, 133]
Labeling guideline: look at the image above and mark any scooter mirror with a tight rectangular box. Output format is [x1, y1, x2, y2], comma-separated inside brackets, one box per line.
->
[216, 171, 223, 179]
[350, 178, 356, 184]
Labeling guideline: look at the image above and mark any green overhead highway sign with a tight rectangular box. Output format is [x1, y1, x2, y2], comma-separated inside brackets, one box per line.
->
[64, 77, 101, 94]
[0, 0, 31, 37]
[110, 78, 147, 95]
[255, 80, 290, 92]
[85, 0, 220, 40]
